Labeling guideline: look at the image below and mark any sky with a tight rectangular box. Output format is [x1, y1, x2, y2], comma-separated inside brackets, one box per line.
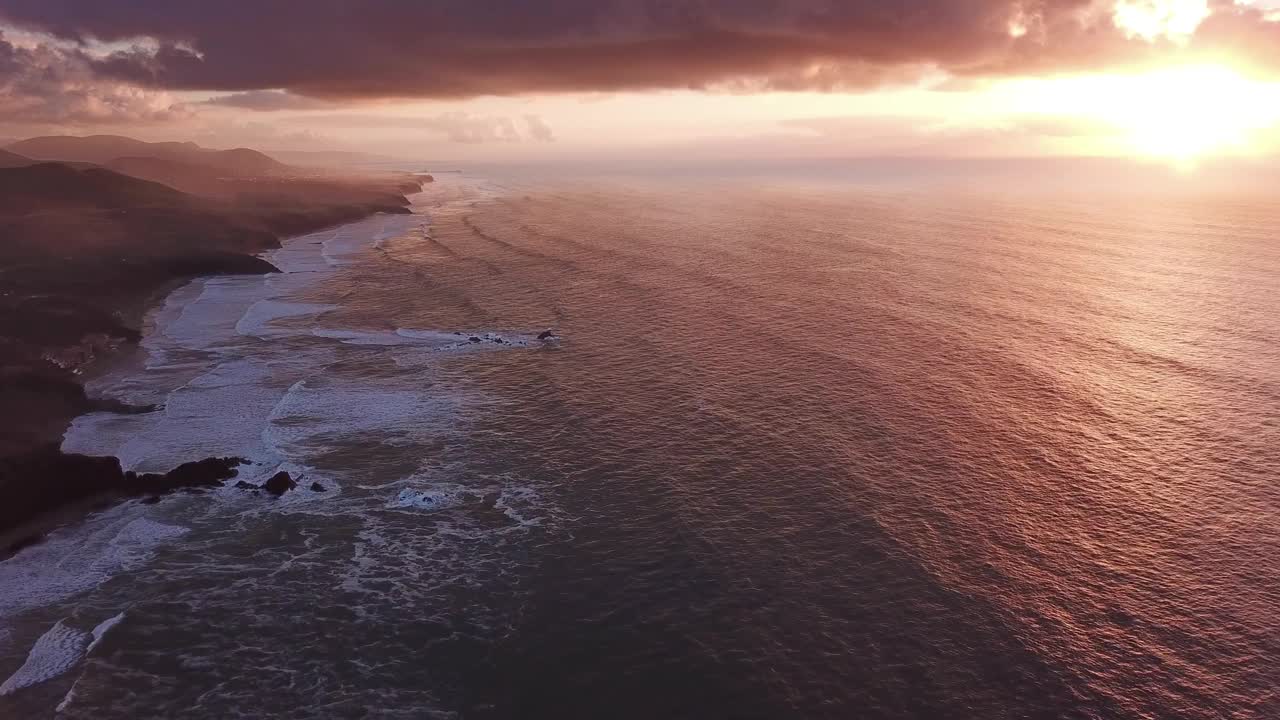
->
[3, 0, 1280, 165]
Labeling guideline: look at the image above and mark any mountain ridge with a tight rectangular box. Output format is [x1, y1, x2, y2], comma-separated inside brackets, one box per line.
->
[7, 134, 288, 177]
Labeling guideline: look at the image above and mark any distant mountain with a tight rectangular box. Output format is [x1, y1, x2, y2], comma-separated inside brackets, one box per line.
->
[0, 149, 34, 168]
[103, 154, 420, 229]
[268, 150, 400, 167]
[0, 158, 421, 257]
[8, 135, 198, 165]
[7, 135, 289, 177]
[106, 155, 246, 197]
[200, 147, 290, 176]
[0, 162, 193, 217]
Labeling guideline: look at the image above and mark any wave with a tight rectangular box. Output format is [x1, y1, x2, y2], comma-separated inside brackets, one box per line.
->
[235, 300, 338, 339]
[0, 513, 187, 627]
[389, 486, 471, 512]
[0, 621, 86, 696]
[0, 610, 126, 706]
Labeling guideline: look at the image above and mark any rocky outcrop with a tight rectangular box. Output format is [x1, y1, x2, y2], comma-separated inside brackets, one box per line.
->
[127, 457, 248, 495]
[262, 471, 297, 496]
[88, 398, 159, 415]
[0, 447, 248, 535]
[232, 472, 309, 497]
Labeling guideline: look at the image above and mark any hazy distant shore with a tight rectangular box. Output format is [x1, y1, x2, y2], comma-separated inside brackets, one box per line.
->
[0, 135, 431, 549]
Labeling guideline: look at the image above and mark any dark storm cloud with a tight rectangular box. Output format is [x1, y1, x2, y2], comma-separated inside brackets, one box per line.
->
[0, 1, 1277, 101]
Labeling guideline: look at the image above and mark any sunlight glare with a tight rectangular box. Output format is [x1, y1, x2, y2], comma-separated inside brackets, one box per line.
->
[1108, 66, 1278, 160]
[1112, 0, 1210, 43]
[1006, 64, 1280, 162]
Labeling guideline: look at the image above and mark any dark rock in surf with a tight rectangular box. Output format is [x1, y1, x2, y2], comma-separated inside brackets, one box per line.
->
[537, 330, 555, 341]
[262, 471, 297, 496]
[162, 456, 248, 487]
[0, 448, 251, 534]
[469, 336, 482, 343]
[90, 398, 159, 415]
[310, 482, 327, 492]
[234, 480, 257, 491]
[128, 456, 248, 495]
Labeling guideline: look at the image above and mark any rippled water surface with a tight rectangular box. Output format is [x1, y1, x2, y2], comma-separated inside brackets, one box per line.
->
[1, 174, 1277, 718]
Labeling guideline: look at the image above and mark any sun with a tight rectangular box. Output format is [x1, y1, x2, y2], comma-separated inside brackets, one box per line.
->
[1107, 65, 1278, 162]
[1008, 64, 1280, 163]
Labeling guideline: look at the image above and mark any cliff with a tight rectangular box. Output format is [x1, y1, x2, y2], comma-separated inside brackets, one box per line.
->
[0, 141, 425, 540]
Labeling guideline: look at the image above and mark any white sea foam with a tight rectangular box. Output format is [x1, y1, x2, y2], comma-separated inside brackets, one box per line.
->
[264, 377, 462, 461]
[493, 484, 551, 528]
[311, 328, 415, 346]
[405, 329, 534, 349]
[63, 205, 385, 471]
[235, 300, 338, 339]
[0, 620, 87, 695]
[0, 509, 188, 623]
[209, 460, 343, 516]
[161, 276, 272, 352]
[57, 611, 123, 712]
[395, 329, 471, 343]
[320, 228, 360, 267]
[86, 612, 125, 653]
[431, 331, 535, 351]
[2, 611, 126, 704]
[375, 218, 430, 250]
[389, 486, 471, 512]
[322, 215, 416, 266]
[64, 359, 288, 473]
[267, 229, 339, 274]
[108, 517, 189, 548]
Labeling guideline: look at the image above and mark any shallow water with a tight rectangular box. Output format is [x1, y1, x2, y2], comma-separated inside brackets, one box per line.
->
[1, 174, 1276, 718]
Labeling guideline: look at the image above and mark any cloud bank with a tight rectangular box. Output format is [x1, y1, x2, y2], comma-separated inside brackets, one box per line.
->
[0, 0, 1278, 106]
[0, 31, 183, 124]
[299, 112, 557, 143]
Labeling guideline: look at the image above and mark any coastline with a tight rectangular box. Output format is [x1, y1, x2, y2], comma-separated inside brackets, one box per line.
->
[0, 276, 227, 558]
[0, 173, 565, 717]
[0, 194, 425, 552]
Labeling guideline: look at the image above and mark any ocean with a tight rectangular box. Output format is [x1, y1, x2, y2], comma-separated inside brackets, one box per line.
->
[0, 171, 1276, 718]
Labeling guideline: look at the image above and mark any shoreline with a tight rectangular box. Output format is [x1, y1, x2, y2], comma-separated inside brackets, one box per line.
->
[0, 198, 425, 552]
